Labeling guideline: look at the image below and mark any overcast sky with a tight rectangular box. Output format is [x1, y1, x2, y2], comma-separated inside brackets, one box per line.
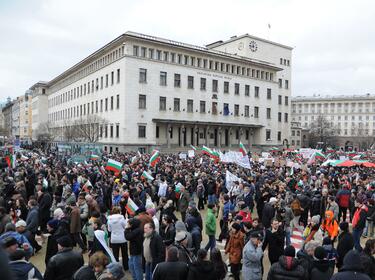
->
[1, 0, 374, 100]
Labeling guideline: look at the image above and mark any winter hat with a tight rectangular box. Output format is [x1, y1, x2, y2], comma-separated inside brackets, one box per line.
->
[175, 231, 187, 242]
[322, 236, 332, 245]
[311, 215, 320, 225]
[53, 208, 65, 220]
[106, 262, 125, 279]
[146, 208, 156, 217]
[175, 221, 187, 232]
[47, 219, 59, 230]
[342, 250, 363, 271]
[5, 223, 16, 232]
[269, 197, 277, 204]
[2, 236, 17, 248]
[284, 245, 296, 257]
[15, 220, 27, 228]
[232, 223, 241, 232]
[189, 200, 197, 208]
[314, 246, 327, 260]
[56, 236, 73, 248]
[339, 222, 349, 231]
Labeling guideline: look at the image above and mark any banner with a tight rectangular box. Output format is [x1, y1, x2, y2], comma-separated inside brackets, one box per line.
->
[235, 155, 251, 169]
[179, 153, 187, 160]
[225, 170, 241, 191]
[188, 150, 195, 158]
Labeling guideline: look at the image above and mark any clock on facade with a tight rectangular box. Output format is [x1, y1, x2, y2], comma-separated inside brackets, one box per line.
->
[249, 40, 258, 52]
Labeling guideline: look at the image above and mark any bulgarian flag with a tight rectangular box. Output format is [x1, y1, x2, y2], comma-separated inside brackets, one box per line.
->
[90, 154, 99, 160]
[239, 142, 247, 156]
[202, 145, 220, 161]
[190, 145, 197, 151]
[142, 170, 154, 181]
[314, 151, 326, 160]
[105, 159, 123, 174]
[149, 150, 160, 167]
[126, 197, 139, 216]
[5, 154, 15, 168]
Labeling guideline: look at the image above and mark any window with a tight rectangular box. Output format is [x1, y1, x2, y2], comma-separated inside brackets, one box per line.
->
[235, 83, 240, 95]
[133, 46, 139, 56]
[292, 130, 295, 136]
[187, 99, 193, 112]
[278, 79, 282, 88]
[224, 81, 229, 93]
[267, 108, 271, 119]
[139, 68, 147, 83]
[138, 125, 146, 138]
[278, 95, 282, 105]
[116, 95, 120, 109]
[105, 74, 109, 87]
[100, 77, 103, 89]
[212, 102, 217, 114]
[277, 131, 281, 141]
[116, 124, 119, 138]
[105, 125, 108, 137]
[91, 80, 94, 92]
[105, 98, 108, 111]
[285, 80, 289, 89]
[117, 69, 120, 83]
[266, 129, 271, 140]
[149, 49, 154, 59]
[285, 96, 289, 106]
[244, 105, 249, 117]
[110, 96, 114, 110]
[200, 101, 206, 113]
[245, 85, 250, 96]
[278, 112, 282, 122]
[174, 74, 181, 87]
[297, 130, 301, 136]
[140, 47, 146, 57]
[171, 53, 175, 62]
[223, 103, 229, 116]
[234, 104, 239, 116]
[139, 95, 146, 109]
[156, 126, 159, 138]
[110, 125, 113, 138]
[200, 78, 206, 91]
[96, 100, 98, 113]
[174, 98, 180, 111]
[157, 50, 162, 60]
[96, 78, 99, 91]
[159, 97, 166, 111]
[188, 76, 194, 89]
[212, 79, 218, 92]
[284, 113, 288, 122]
[160, 71, 167, 86]
[254, 106, 259, 118]
[267, 88, 272, 99]
[254, 86, 259, 98]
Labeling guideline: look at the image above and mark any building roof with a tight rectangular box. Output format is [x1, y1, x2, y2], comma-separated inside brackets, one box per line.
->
[292, 93, 375, 102]
[206, 33, 294, 50]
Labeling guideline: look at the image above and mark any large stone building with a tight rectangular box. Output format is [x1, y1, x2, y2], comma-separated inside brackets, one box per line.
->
[18, 91, 33, 141]
[292, 94, 375, 150]
[30, 82, 49, 141]
[35, 31, 293, 152]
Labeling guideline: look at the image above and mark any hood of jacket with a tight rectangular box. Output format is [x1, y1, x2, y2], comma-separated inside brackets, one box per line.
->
[313, 259, 331, 272]
[325, 210, 334, 221]
[130, 218, 141, 229]
[108, 214, 124, 225]
[191, 260, 215, 274]
[9, 260, 34, 278]
[175, 221, 187, 231]
[279, 256, 300, 271]
[340, 250, 364, 272]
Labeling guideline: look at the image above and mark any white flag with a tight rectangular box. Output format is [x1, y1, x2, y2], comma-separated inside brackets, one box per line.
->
[225, 170, 241, 191]
[235, 155, 251, 169]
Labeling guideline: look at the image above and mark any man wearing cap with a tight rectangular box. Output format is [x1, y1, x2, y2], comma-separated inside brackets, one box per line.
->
[0, 223, 33, 259]
[242, 231, 263, 280]
[174, 230, 194, 264]
[352, 196, 368, 251]
[262, 197, 277, 229]
[44, 236, 84, 280]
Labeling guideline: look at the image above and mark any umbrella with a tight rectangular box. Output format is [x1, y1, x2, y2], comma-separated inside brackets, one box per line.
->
[336, 160, 359, 167]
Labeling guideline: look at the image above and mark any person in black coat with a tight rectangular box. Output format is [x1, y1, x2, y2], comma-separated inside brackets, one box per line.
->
[37, 187, 52, 233]
[45, 219, 60, 265]
[124, 218, 143, 280]
[262, 198, 276, 229]
[359, 239, 375, 279]
[143, 222, 165, 280]
[161, 215, 176, 246]
[267, 245, 305, 280]
[263, 219, 285, 264]
[310, 246, 334, 280]
[152, 246, 188, 280]
[336, 222, 354, 269]
[187, 249, 216, 280]
[331, 250, 371, 280]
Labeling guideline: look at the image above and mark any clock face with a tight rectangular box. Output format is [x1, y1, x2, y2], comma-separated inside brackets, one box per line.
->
[249, 40, 258, 52]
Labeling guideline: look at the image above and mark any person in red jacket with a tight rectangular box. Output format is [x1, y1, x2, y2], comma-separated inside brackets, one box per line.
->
[352, 196, 368, 251]
[336, 185, 351, 223]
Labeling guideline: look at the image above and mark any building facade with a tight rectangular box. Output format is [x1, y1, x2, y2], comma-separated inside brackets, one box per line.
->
[39, 32, 292, 152]
[292, 95, 375, 149]
[11, 98, 20, 139]
[2, 100, 13, 139]
[30, 82, 49, 141]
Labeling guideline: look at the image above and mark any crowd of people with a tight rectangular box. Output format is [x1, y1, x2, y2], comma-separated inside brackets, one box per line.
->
[0, 147, 375, 280]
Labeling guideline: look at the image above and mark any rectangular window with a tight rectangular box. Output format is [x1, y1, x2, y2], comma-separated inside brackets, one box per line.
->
[188, 76, 194, 89]
[110, 96, 114, 110]
[244, 105, 249, 117]
[160, 71, 167, 86]
[156, 126, 159, 138]
[100, 77, 103, 89]
[139, 95, 146, 109]
[91, 80, 94, 92]
[96, 100, 98, 113]
[285, 80, 289, 89]
[254, 106, 259, 118]
[278, 79, 282, 88]
[278, 95, 282, 105]
[223, 103, 229, 116]
[138, 125, 146, 138]
[141, 47, 146, 57]
[148, 49, 154, 59]
[105, 125, 108, 138]
[235, 83, 240, 95]
[267, 88, 272, 99]
[212, 79, 218, 92]
[133, 46, 139, 56]
[278, 112, 282, 122]
[105, 98, 108, 111]
[284, 113, 288, 122]
[171, 53, 175, 62]
[234, 104, 239, 116]
[111, 71, 114, 85]
[267, 108, 271, 119]
[116, 124, 119, 138]
[139, 68, 147, 83]
[100, 100, 103, 112]
[116, 95, 120, 109]
[174, 98, 180, 111]
[106, 74, 109, 87]
[187, 99, 193, 113]
[200, 101, 206, 113]
[285, 96, 289, 105]
[110, 125, 113, 138]
[157, 50, 162, 60]
[278, 131, 281, 141]
[245, 85, 250, 96]
[266, 129, 271, 140]
[254, 86, 259, 98]
[224, 81, 229, 93]
[159, 97, 166, 111]
[200, 78, 206, 90]
[174, 74, 181, 87]
[117, 69, 120, 83]
[96, 78, 99, 91]
[212, 102, 217, 115]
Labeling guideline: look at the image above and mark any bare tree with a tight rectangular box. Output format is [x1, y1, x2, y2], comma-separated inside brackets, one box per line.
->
[308, 115, 337, 148]
[63, 120, 78, 142]
[35, 122, 55, 144]
[73, 115, 108, 143]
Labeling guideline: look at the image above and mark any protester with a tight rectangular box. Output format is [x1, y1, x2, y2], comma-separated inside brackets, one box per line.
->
[310, 246, 334, 280]
[359, 239, 375, 279]
[242, 231, 263, 280]
[352, 196, 369, 251]
[205, 204, 217, 251]
[124, 218, 143, 280]
[330, 250, 371, 280]
[152, 246, 189, 280]
[8, 249, 43, 280]
[225, 223, 244, 280]
[143, 222, 165, 280]
[187, 248, 216, 280]
[336, 221, 354, 269]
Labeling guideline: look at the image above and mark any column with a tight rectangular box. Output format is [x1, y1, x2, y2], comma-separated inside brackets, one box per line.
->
[205, 125, 210, 146]
[228, 127, 232, 148]
[238, 128, 243, 145]
[180, 125, 184, 147]
[166, 124, 171, 149]
[218, 127, 222, 148]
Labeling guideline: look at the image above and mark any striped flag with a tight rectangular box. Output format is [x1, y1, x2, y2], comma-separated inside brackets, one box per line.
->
[105, 159, 123, 173]
[190, 145, 197, 151]
[202, 145, 220, 161]
[90, 154, 99, 160]
[141, 170, 154, 181]
[126, 197, 139, 216]
[290, 227, 303, 252]
[149, 150, 160, 167]
[5, 154, 14, 168]
[239, 141, 247, 156]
